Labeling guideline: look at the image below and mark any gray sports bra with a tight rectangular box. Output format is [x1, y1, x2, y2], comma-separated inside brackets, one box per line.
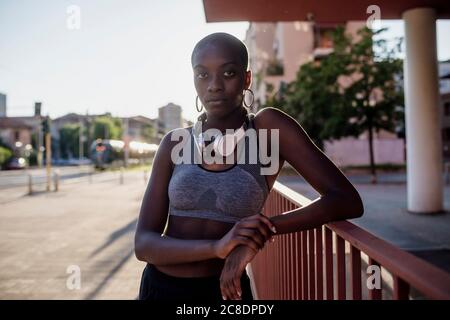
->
[167, 112, 270, 224]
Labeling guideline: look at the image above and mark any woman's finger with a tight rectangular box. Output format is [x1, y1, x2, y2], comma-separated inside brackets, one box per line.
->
[236, 228, 264, 248]
[236, 236, 259, 252]
[237, 219, 271, 239]
[232, 274, 242, 300]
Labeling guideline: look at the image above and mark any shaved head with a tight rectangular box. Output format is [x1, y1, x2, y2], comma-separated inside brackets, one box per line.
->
[191, 32, 249, 71]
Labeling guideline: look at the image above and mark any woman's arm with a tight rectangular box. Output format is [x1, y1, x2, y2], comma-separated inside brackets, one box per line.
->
[134, 129, 217, 265]
[256, 107, 364, 234]
[220, 107, 364, 300]
[134, 129, 274, 266]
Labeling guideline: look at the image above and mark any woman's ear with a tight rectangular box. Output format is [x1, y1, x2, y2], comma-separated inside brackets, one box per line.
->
[244, 70, 252, 89]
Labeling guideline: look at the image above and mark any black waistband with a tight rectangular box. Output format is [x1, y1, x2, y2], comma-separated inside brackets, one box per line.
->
[146, 264, 221, 285]
[146, 263, 249, 287]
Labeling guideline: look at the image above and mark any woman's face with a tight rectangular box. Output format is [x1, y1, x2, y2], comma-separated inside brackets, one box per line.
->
[192, 43, 251, 118]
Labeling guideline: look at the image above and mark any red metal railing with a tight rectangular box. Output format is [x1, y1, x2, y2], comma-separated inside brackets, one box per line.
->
[249, 181, 450, 300]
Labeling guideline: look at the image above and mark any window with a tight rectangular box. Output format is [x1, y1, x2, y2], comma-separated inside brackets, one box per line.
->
[313, 26, 336, 49]
[444, 128, 450, 140]
[444, 102, 450, 116]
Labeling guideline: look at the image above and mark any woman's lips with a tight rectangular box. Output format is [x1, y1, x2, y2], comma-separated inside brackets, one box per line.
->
[206, 98, 227, 105]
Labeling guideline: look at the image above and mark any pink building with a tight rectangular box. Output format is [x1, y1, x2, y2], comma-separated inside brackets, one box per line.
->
[244, 21, 406, 166]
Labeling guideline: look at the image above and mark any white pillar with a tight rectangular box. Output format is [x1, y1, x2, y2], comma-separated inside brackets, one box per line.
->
[403, 7, 443, 213]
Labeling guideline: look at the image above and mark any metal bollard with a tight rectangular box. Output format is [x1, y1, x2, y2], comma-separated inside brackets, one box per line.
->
[120, 167, 124, 185]
[53, 170, 59, 192]
[28, 174, 33, 195]
[88, 167, 93, 184]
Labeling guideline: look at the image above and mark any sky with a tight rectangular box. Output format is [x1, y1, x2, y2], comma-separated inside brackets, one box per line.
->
[0, 0, 449, 122]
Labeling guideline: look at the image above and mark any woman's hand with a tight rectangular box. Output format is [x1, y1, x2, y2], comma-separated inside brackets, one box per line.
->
[213, 213, 276, 259]
[220, 245, 259, 300]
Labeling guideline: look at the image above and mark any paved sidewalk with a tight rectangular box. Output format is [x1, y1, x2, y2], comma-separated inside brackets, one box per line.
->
[0, 171, 148, 299]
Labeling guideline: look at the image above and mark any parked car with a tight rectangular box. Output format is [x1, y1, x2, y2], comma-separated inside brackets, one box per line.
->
[5, 157, 27, 170]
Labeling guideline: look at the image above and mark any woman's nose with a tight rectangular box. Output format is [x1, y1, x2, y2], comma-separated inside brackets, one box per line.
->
[207, 75, 223, 92]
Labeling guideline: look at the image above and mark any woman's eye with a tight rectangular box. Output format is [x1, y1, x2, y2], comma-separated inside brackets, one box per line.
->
[224, 70, 235, 77]
[197, 73, 208, 79]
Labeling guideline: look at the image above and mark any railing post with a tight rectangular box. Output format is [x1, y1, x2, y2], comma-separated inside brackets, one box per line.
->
[308, 229, 316, 300]
[336, 235, 346, 300]
[120, 167, 124, 185]
[324, 227, 334, 300]
[301, 231, 308, 299]
[393, 276, 410, 300]
[350, 246, 362, 300]
[315, 227, 323, 300]
[368, 258, 382, 300]
[295, 232, 302, 300]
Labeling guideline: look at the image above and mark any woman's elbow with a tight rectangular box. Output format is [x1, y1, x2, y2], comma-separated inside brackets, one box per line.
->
[330, 189, 364, 221]
[344, 190, 364, 219]
[134, 233, 146, 262]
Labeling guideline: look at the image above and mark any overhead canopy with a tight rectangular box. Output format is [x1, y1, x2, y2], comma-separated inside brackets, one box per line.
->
[203, 0, 450, 23]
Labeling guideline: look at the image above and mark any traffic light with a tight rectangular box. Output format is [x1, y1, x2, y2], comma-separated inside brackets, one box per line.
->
[41, 117, 51, 135]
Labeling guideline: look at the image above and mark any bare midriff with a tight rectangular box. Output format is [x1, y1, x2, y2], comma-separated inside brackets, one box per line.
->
[154, 215, 234, 278]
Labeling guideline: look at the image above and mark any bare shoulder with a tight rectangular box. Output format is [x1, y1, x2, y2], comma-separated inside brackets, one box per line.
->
[156, 126, 192, 166]
[253, 107, 313, 150]
[159, 127, 192, 149]
[253, 107, 298, 130]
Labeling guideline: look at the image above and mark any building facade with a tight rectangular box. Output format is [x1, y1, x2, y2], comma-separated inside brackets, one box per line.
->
[0, 93, 6, 117]
[156, 103, 183, 139]
[245, 21, 406, 167]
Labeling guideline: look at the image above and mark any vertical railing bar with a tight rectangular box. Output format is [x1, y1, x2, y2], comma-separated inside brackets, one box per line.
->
[325, 227, 334, 300]
[297, 231, 303, 300]
[336, 234, 346, 300]
[308, 229, 316, 300]
[393, 276, 410, 300]
[350, 246, 362, 300]
[368, 258, 382, 300]
[315, 227, 323, 300]
[302, 230, 308, 300]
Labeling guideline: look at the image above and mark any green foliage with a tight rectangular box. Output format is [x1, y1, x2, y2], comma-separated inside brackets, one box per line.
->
[59, 124, 83, 158]
[266, 59, 284, 76]
[92, 116, 122, 140]
[141, 124, 155, 142]
[0, 146, 13, 167]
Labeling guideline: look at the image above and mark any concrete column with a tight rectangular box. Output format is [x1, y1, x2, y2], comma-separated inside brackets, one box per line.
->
[403, 7, 443, 213]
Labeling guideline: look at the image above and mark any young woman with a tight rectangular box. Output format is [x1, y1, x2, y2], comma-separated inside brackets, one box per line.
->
[134, 32, 363, 301]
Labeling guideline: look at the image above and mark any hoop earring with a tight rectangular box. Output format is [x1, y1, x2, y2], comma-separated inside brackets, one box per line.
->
[243, 89, 254, 108]
[196, 96, 204, 112]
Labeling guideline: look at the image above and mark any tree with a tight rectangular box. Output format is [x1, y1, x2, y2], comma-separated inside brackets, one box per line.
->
[59, 124, 82, 158]
[141, 124, 155, 142]
[341, 27, 404, 183]
[92, 116, 122, 140]
[0, 146, 13, 168]
[266, 26, 404, 183]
